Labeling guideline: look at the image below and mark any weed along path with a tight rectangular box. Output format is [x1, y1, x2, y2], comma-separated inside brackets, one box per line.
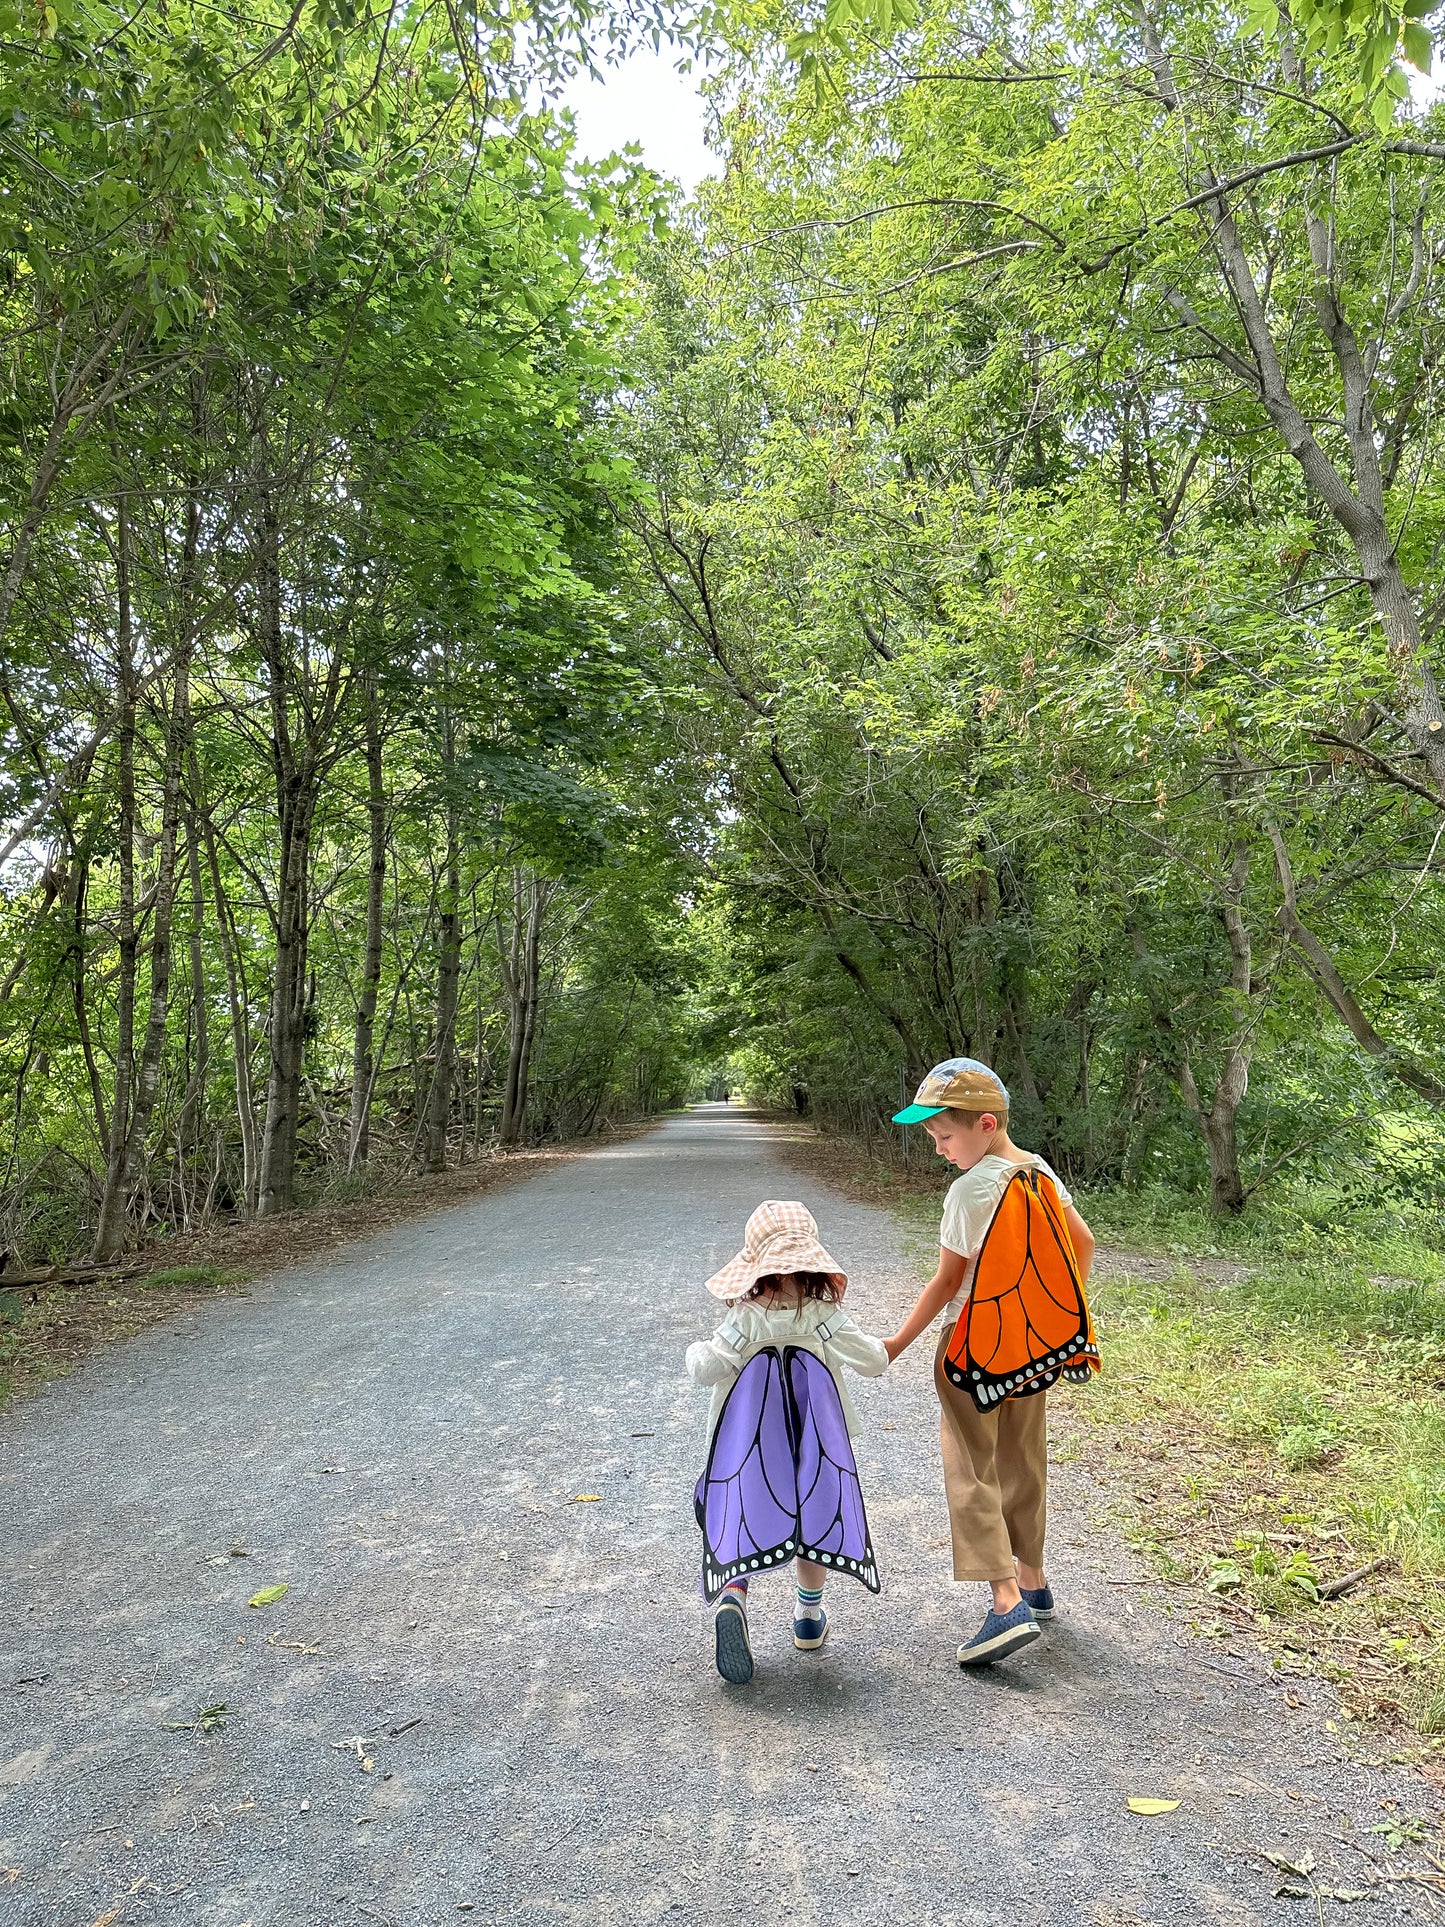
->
[0, 1108, 1437, 1927]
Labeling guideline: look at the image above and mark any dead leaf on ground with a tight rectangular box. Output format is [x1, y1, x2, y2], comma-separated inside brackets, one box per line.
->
[165, 1699, 228, 1734]
[85, 1910, 124, 1927]
[1127, 1797, 1180, 1815]
[247, 1583, 288, 1607]
[571, 1494, 602, 1503]
[1265, 1850, 1317, 1878]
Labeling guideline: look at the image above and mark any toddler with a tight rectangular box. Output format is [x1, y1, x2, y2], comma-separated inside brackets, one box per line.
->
[687, 1200, 889, 1684]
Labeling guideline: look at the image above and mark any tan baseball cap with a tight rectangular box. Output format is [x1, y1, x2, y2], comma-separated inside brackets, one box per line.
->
[892, 1056, 1010, 1125]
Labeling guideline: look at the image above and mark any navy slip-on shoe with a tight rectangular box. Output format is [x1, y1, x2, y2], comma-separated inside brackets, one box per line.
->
[714, 1596, 754, 1684]
[957, 1601, 1040, 1667]
[1020, 1584, 1055, 1620]
[793, 1607, 829, 1652]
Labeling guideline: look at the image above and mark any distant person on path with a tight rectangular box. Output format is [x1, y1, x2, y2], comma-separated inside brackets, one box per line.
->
[686, 1200, 889, 1685]
[886, 1058, 1098, 1667]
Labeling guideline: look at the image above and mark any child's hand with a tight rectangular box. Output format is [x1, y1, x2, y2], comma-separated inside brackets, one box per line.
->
[886, 1250, 965, 1365]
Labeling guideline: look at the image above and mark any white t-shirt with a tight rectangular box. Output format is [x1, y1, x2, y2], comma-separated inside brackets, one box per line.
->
[938, 1153, 1074, 1320]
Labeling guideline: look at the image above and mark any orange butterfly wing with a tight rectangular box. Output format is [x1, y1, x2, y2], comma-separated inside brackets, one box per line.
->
[943, 1168, 1100, 1412]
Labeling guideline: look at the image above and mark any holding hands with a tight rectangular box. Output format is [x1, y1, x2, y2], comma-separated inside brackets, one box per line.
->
[883, 1247, 968, 1364]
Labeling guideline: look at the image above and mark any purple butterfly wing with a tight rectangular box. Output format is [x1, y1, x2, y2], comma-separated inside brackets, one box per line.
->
[694, 1348, 801, 1600]
[785, 1347, 880, 1593]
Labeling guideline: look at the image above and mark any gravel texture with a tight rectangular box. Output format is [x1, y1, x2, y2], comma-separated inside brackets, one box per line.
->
[0, 1106, 1437, 1926]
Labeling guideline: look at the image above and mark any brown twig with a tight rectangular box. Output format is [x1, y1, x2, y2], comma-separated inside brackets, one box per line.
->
[1320, 1558, 1394, 1601]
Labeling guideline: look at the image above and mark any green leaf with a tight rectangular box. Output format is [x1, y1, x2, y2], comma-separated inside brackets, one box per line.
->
[1403, 17, 1432, 67]
[1206, 1558, 1245, 1592]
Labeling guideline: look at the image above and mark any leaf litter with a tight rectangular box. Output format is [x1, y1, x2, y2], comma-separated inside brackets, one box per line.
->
[166, 1701, 229, 1734]
[1264, 1849, 1370, 1910]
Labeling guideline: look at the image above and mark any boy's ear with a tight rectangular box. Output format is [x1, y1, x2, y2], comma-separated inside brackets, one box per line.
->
[977, 1112, 998, 1135]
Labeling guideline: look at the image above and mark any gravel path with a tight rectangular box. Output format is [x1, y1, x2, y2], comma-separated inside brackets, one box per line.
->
[1, 1107, 1436, 1927]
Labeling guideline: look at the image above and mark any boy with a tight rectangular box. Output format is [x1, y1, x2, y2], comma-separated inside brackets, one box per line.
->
[884, 1056, 1097, 1666]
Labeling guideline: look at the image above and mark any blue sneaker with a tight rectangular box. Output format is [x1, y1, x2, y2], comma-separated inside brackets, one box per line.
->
[714, 1595, 754, 1684]
[793, 1606, 829, 1652]
[957, 1601, 1040, 1667]
[1020, 1584, 1055, 1620]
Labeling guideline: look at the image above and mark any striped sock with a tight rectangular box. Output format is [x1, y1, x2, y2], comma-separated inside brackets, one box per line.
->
[796, 1581, 824, 1626]
[718, 1577, 749, 1609]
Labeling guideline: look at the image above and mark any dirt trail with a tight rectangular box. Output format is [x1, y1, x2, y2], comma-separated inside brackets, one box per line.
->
[0, 1107, 1436, 1925]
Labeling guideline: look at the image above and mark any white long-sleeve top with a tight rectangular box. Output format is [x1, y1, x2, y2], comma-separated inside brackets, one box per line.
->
[685, 1296, 889, 1442]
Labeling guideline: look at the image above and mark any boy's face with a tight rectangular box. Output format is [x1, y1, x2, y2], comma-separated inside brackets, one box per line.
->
[923, 1108, 998, 1171]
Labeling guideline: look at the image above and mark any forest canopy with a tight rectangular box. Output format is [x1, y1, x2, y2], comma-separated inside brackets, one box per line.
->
[616, 0, 1445, 1222]
[2, 0, 1445, 1266]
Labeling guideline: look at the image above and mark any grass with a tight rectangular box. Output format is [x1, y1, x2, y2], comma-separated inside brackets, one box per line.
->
[886, 1177, 1445, 1746]
[1077, 1175, 1445, 1284]
[1078, 1258, 1445, 1742]
[136, 1263, 237, 1291]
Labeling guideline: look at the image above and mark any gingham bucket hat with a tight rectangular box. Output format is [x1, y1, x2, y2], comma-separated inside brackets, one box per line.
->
[704, 1200, 847, 1304]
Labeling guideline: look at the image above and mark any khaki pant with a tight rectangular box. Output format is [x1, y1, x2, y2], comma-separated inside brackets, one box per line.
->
[934, 1333, 1048, 1581]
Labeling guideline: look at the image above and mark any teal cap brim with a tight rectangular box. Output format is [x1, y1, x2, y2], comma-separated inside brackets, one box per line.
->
[892, 1103, 945, 1125]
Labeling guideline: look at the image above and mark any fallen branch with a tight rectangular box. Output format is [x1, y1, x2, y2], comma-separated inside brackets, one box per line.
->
[1320, 1557, 1393, 1600]
[0, 1260, 147, 1292]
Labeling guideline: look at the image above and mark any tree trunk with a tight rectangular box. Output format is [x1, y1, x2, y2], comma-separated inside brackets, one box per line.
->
[194, 769, 260, 1214]
[1179, 1054, 1248, 1215]
[348, 679, 387, 1173]
[67, 848, 110, 1154]
[498, 869, 548, 1146]
[470, 880, 492, 1156]
[0, 305, 138, 659]
[515, 877, 547, 1134]
[1265, 821, 1445, 1105]
[92, 650, 188, 1259]
[253, 479, 318, 1220]
[1144, 15, 1445, 800]
[423, 798, 461, 1174]
[176, 813, 211, 1228]
[173, 395, 211, 1226]
[91, 499, 138, 1259]
[258, 782, 315, 1216]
